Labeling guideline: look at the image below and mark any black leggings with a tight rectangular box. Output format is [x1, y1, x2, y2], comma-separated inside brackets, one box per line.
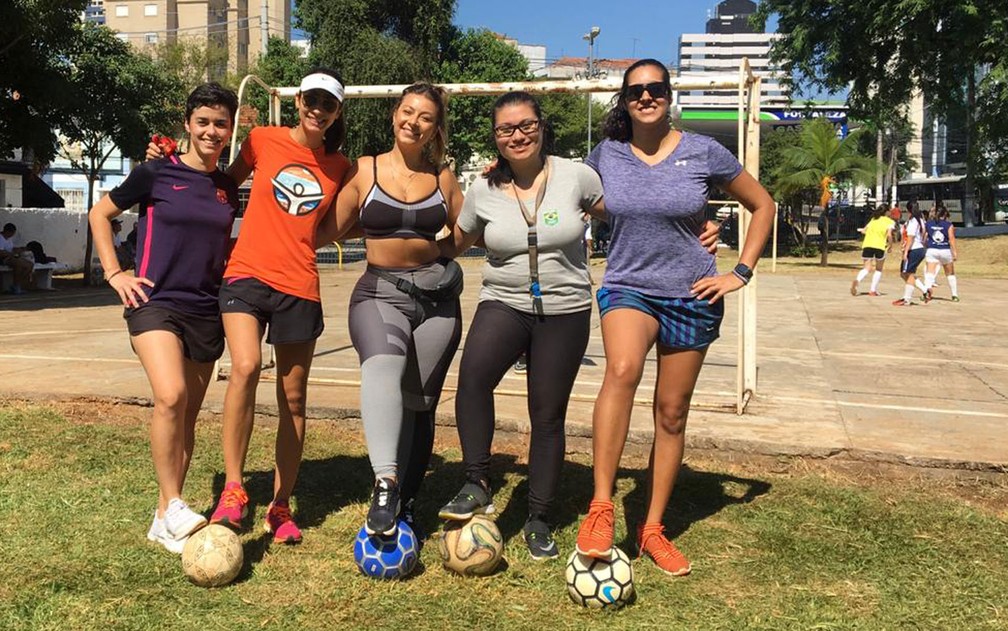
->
[455, 300, 590, 517]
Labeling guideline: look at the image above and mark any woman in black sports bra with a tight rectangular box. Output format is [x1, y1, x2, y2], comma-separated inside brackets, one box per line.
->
[327, 83, 464, 538]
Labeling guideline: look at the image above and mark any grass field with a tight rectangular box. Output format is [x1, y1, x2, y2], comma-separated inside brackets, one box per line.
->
[2, 399, 1006, 631]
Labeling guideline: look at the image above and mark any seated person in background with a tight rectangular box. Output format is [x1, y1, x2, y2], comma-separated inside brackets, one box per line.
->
[0, 222, 33, 294]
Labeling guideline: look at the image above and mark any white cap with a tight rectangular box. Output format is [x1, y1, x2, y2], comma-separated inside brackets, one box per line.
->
[299, 73, 345, 102]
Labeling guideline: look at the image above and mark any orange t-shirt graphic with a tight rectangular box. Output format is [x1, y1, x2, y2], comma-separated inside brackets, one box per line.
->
[224, 126, 350, 301]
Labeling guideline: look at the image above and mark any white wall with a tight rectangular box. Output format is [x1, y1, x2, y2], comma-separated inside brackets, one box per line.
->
[0, 207, 136, 271]
[1, 174, 23, 207]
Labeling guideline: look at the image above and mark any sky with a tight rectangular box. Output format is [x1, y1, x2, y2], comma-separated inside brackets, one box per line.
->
[454, 0, 778, 67]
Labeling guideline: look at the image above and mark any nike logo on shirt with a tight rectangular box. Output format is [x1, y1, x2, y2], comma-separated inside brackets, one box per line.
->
[172, 184, 189, 191]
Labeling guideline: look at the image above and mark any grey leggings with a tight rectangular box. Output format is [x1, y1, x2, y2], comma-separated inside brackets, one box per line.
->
[348, 261, 462, 501]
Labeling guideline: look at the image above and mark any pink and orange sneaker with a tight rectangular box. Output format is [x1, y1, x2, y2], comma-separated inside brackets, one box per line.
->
[210, 481, 248, 530]
[264, 500, 302, 544]
[575, 499, 615, 558]
[637, 523, 691, 576]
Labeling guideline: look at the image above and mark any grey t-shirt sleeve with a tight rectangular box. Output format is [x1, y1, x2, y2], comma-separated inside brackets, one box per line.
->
[707, 138, 744, 184]
[456, 180, 486, 235]
[574, 162, 604, 210]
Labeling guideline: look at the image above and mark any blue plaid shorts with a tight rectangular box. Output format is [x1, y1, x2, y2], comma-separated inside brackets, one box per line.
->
[596, 286, 724, 350]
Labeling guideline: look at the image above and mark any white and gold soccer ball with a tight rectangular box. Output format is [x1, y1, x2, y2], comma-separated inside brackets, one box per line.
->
[565, 547, 635, 609]
[181, 524, 243, 588]
[438, 515, 504, 576]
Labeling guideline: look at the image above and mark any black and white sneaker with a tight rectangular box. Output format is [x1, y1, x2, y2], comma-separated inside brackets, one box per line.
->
[366, 477, 400, 536]
[523, 515, 558, 560]
[437, 479, 494, 521]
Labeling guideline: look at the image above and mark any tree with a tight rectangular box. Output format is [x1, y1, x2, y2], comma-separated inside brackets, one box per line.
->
[245, 37, 311, 131]
[436, 28, 528, 167]
[773, 119, 877, 265]
[295, 0, 457, 159]
[540, 94, 608, 159]
[150, 37, 230, 94]
[754, 0, 1008, 225]
[0, 0, 86, 165]
[58, 24, 183, 284]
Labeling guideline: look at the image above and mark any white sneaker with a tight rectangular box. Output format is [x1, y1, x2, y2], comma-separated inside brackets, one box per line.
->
[146, 511, 163, 542]
[146, 510, 187, 554]
[164, 498, 208, 540]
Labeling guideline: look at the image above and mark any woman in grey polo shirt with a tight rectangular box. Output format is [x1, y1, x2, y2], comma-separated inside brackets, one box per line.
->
[436, 91, 605, 559]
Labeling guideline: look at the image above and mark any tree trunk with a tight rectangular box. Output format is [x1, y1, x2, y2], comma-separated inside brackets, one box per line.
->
[964, 67, 976, 227]
[83, 171, 96, 286]
[819, 210, 829, 266]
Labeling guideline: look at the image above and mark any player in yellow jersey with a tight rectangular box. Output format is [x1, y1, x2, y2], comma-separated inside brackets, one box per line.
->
[851, 204, 896, 296]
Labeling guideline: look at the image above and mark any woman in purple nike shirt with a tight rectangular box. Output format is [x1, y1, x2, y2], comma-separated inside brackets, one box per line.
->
[89, 83, 240, 554]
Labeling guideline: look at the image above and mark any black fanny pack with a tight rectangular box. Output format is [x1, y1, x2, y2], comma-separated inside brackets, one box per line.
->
[372, 258, 464, 303]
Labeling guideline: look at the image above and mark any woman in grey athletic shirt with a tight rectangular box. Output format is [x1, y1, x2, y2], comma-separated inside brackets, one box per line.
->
[436, 92, 606, 560]
[327, 83, 464, 538]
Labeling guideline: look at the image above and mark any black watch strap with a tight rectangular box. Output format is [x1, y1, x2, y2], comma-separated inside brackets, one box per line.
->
[732, 263, 753, 285]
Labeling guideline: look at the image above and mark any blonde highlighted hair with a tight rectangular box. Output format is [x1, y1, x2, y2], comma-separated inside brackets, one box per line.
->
[395, 82, 449, 170]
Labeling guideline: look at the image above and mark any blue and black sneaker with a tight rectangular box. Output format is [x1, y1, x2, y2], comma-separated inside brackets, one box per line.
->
[438, 479, 494, 521]
[523, 515, 558, 560]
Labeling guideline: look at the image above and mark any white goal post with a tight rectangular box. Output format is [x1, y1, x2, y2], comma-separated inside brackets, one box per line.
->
[231, 59, 761, 414]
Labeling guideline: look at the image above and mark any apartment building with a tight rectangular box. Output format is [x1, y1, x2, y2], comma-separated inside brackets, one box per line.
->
[103, 0, 290, 76]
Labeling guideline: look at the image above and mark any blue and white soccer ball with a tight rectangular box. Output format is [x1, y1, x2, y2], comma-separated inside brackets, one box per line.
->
[353, 521, 419, 580]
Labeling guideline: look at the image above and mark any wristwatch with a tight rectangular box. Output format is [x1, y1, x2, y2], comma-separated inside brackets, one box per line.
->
[732, 263, 753, 285]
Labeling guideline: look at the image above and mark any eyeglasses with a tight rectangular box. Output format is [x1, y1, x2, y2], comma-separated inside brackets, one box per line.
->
[494, 119, 541, 138]
[301, 90, 341, 114]
[625, 82, 670, 102]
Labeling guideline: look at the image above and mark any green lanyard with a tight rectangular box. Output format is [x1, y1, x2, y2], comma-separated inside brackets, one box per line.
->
[511, 159, 549, 317]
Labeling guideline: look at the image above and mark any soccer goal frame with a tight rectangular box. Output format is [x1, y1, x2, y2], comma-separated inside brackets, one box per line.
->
[232, 59, 762, 414]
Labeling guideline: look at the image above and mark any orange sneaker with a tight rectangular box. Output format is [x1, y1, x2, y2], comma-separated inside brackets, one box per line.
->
[575, 499, 615, 558]
[637, 523, 691, 576]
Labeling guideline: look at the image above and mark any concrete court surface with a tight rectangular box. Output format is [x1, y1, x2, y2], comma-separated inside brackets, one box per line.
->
[0, 260, 1005, 470]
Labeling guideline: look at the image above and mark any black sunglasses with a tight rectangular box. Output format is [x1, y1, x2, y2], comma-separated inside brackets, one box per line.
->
[625, 82, 670, 102]
[301, 90, 341, 114]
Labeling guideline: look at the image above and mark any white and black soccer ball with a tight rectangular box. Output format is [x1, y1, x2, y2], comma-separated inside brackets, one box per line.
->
[565, 548, 635, 609]
[353, 520, 419, 580]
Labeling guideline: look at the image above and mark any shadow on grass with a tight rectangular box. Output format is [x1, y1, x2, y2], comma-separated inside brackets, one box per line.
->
[618, 463, 771, 549]
[213, 439, 770, 573]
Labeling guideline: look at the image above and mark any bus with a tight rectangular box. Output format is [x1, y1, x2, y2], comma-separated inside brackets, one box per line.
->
[897, 175, 967, 223]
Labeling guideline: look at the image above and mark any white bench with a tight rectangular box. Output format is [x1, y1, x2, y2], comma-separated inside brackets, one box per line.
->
[0, 262, 58, 291]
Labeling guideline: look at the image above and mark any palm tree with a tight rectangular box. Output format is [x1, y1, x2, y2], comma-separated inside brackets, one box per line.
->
[774, 119, 879, 265]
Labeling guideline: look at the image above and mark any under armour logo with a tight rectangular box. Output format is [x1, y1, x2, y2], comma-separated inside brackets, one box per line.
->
[674, 159, 688, 167]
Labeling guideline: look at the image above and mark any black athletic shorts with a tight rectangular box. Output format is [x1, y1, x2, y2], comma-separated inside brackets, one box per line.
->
[124, 304, 225, 363]
[219, 277, 324, 344]
[861, 247, 886, 260]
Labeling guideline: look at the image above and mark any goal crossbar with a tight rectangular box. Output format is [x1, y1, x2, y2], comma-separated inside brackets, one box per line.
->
[231, 61, 761, 414]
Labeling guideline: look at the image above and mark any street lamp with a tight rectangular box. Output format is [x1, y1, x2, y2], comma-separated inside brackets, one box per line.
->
[583, 26, 601, 155]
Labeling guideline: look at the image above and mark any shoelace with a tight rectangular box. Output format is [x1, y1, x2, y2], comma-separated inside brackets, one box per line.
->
[221, 487, 248, 508]
[376, 485, 391, 508]
[270, 504, 293, 523]
[583, 504, 614, 535]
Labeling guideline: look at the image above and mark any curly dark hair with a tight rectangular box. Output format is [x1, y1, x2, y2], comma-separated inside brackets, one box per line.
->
[485, 91, 555, 189]
[601, 58, 672, 143]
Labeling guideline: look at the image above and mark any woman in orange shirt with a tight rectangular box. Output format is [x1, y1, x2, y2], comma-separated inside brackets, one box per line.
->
[203, 69, 350, 543]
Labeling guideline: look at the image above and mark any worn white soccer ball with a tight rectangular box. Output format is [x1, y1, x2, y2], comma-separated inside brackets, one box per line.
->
[565, 547, 635, 609]
[181, 525, 243, 587]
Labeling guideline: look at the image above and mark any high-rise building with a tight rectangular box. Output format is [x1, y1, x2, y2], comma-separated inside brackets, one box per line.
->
[83, 0, 106, 25]
[103, 0, 290, 77]
[677, 0, 787, 106]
